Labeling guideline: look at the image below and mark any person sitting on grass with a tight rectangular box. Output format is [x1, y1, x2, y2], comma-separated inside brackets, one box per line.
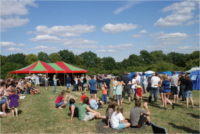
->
[130, 100, 151, 128]
[68, 97, 79, 121]
[110, 106, 131, 129]
[9, 87, 20, 117]
[26, 83, 32, 95]
[101, 82, 107, 104]
[79, 97, 106, 121]
[55, 90, 69, 109]
[80, 91, 87, 104]
[104, 101, 116, 128]
[90, 94, 104, 110]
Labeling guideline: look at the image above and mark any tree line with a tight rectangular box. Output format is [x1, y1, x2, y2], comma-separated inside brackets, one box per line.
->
[1, 50, 199, 78]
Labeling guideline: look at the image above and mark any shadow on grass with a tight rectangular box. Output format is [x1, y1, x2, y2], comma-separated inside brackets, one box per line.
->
[168, 123, 200, 133]
[18, 110, 23, 115]
[187, 113, 199, 119]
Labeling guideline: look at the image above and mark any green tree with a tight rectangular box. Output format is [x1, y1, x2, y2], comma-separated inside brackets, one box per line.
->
[80, 51, 97, 68]
[0, 55, 7, 66]
[75, 55, 84, 66]
[167, 52, 185, 67]
[49, 53, 61, 62]
[185, 59, 199, 70]
[128, 54, 143, 66]
[7, 53, 27, 66]
[97, 57, 103, 70]
[38, 52, 49, 62]
[140, 50, 153, 65]
[122, 59, 129, 69]
[58, 49, 75, 64]
[115, 62, 122, 70]
[102, 57, 116, 71]
[190, 51, 199, 60]
[25, 54, 38, 65]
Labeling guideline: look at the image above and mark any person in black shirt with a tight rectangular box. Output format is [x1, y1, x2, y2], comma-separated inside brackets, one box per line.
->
[178, 71, 185, 101]
[184, 75, 194, 109]
[102, 74, 111, 103]
[121, 72, 131, 104]
[66, 74, 72, 92]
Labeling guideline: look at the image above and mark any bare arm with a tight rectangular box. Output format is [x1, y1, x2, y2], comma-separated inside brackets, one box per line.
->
[114, 82, 119, 87]
[86, 106, 97, 113]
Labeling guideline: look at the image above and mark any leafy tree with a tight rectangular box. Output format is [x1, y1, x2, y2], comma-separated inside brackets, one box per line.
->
[115, 62, 123, 70]
[25, 54, 38, 65]
[75, 55, 84, 66]
[102, 57, 116, 71]
[185, 59, 199, 70]
[190, 51, 199, 60]
[140, 50, 153, 65]
[38, 52, 49, 62]
[128, 54, 143, 66]
[97, 57, 103, 70]
[122, 59, 129, 69]
[0, 55, 7, 66]
[58, 49, 75, 64]
[167, 52, 185, 67]
[49, 53, 61, 62]
[7, 53, 27, 66]
[80, 51, 97, 68]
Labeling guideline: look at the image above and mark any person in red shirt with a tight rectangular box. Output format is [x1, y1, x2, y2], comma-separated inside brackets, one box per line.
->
[55, 90, 69, 109]
[81, 91, 87, 103]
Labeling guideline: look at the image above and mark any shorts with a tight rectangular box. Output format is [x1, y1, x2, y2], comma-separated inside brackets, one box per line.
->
[132, 115, 146, 128]
[132, 88, 136, 95]
[83, 112, 95, 121]
[171, 86, 178, 95]
[159, 87, 163, 93]
[55, 101, 65, 107]
[116, 95, 122, 101]
[97, 102, 102, 109]
[69, 106, 79, 117]
[113, 89, 116, 95]
[66, 83, 71, 89]
[185, 90, 192, 98]
[116, 121, 126, 129]
[90, 90, 97, 94]
[107, 88, 110, 97]
[122, 86, 130, 98]
[10, 106, 18, 109]
[163, 92, 171, 97]
[0, 98, 6, 105]
[97, 83, 102, 88]
[36, 82, 39, 85]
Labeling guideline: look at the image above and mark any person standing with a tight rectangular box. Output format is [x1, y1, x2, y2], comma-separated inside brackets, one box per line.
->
[44, 75, 50, 90]
[179, 71, 186, 101]
[97, 74, 102, 90]
[53, 75, 59, 93]
[131, 75, 138, 101]
[102, 74, 111, 103]
[35, 75, 40, 87]
[121, 72, 131, 104]
[66, 74, 71, 92]
[184, 74, 194, 109]
[171, 71, 179, 103]
[89, 75, 97, 99]
[149, 73, 160, 103]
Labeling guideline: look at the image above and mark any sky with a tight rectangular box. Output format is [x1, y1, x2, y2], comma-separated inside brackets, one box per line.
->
[1, 0, 199, 62]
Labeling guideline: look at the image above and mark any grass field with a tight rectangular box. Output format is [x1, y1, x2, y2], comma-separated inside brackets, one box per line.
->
[1, 85, 200, 133]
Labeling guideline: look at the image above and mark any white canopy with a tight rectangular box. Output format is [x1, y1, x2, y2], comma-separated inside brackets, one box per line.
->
[185, 67, 200, 73]
[144, 70, 155, 74]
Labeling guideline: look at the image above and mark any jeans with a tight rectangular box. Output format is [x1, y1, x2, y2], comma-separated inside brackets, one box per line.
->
[149, 87, 158, 102]
[54, 83, 57, 93]
[73, 84, 77, 91]
[179, 85, 185, 101]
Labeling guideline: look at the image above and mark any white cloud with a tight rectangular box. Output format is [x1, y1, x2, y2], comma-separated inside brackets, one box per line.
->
[146, 45, 167, 51]
[96, 50, 116, 53]
[17, 43, 25, 47]
[102, 23, 138, 33]
[30, 46, 59, 52]
[1, 0, 37, 31]
[178, 46, 198, 50]
[26, 31, 34, 35]
[131, 34, 142, 38]
[107, 44, 135, 49]
[30, 35, 64, 43]
[0, 42, 16, 48]
[195, 33, 200, 36]
[113, 1, 140, 14]
[139, 30, 147, 34]
[150, 32, 188, 45]
[6, 47, 23, 52]
[35, 24, 96, 37]
[69, 49, 84, 54]
[154, 0, 197, 27]
[195, 14, 200, 18]
[108, 50, 116, 52]
[185, 20, 200, 25]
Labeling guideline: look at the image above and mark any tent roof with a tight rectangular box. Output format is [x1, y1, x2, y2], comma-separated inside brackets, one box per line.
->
[185, 67, 200, 73]
[10, 61, 88, 74]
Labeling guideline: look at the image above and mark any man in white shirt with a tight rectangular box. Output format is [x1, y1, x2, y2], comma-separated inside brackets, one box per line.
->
[149, 73, 160, 102]
[136, 72, 141, 82]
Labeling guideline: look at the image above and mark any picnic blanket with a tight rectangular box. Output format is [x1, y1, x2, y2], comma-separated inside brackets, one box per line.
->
[95, 119, 146, 133]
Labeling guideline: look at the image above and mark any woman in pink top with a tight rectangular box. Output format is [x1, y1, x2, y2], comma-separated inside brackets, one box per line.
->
[55, 90, 69, 109]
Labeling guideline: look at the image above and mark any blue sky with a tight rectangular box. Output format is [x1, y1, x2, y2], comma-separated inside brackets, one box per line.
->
[1, 0, 199, 62]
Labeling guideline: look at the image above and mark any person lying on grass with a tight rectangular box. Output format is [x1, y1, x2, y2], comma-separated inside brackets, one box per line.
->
[130, 100, 151, 128]
[55, 90, 69, 109]
[68, 97, 79, 121]
[110, 106, 130, 129]
[89, 94, 104, 110]
[104, 101, 116, 128]
[79, 97, 106, 121]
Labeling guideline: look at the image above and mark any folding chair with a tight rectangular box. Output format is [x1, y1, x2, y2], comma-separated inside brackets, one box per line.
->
[150, 121, 167, 134]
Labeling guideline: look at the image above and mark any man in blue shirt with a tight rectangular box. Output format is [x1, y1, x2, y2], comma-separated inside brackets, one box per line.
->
[89, 75, 97, 99]
[66, 74, 71, 92]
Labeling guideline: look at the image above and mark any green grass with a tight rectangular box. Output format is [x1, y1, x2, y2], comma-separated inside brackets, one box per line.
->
[1, 85, 200, 133]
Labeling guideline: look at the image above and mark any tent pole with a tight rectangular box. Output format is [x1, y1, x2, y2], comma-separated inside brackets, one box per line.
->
[64, 73, 65, 87]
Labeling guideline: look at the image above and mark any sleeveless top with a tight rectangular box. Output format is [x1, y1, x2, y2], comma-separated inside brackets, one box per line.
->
[116, 83, 122, 95]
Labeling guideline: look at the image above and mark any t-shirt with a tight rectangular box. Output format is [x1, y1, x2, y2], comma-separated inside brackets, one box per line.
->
[136, 75, 141, 82]
[102, 86, 107, 94]
[184, 79, 193, 91]
[132, 79, 137, 89]
[143, 76, 147, 85]
[110, 111, 124, 128]
[179, 76, 185, 86]
[90, 99, 98, 110]
[106, 108, 114, 119]
[122, 77, 130, 86]
[81, 95, 87, 101]
[55, 95, 63, 103]
[89, 79, 97, 90]
[171, 75, 178, 87]
[151, 76, 160, 88]
[78, 104, 88, 120]
[130, 107, 147, 126]
[66, 77, 71, 84]
[27, 87, 32, 94]
[102, 78, 111, 89]
[162, 80, 171, 93]
[113, 81, 117, 90]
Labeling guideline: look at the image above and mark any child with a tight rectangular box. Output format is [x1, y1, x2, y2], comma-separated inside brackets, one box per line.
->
[136, 82, 142, 101]
[113, 78, 117, 101]
[26, 84, 32, 95]
[110, 106, 130, 129]
[68, 97, 79, 121]
[102, 82, 107, 104]
[55, 90, 69, 109]
[90, 94, 104, 110]
[80, 91, 87, 104]
[104, 101, 116, 128]
[9, 87, 20, 117]
[114, 77, 124, 106]
[44, 75, 50, 90]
